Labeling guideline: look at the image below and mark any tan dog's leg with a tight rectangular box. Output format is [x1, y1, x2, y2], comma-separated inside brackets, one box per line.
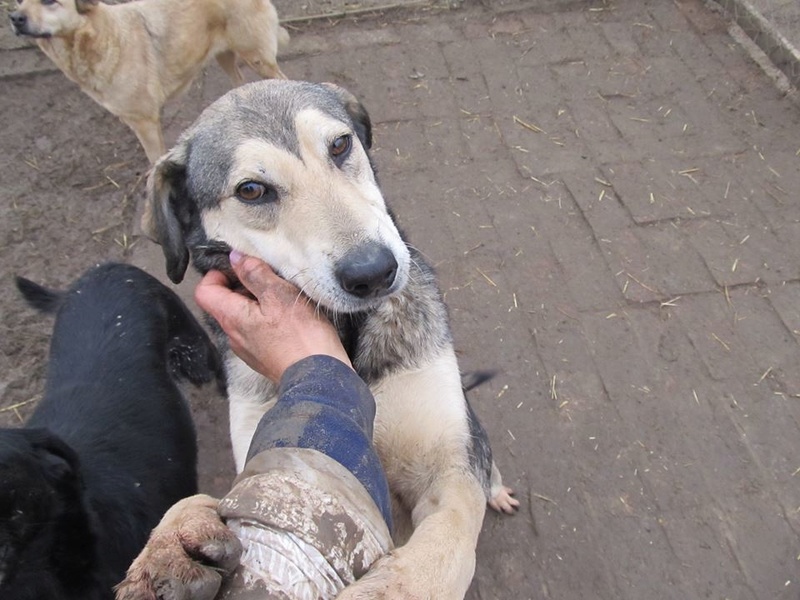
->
[338, 474, 486, 600]
[115, 494, 240, 600]
[338, 351, 494, 599]
[226, 353, 277, 472]
[122, 116, 166, 164]
[216, 51, 245, 87]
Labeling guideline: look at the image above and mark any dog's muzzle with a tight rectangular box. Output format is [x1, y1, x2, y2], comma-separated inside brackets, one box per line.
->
[9, 12, 30, 36]
[335, 242, 398, 300]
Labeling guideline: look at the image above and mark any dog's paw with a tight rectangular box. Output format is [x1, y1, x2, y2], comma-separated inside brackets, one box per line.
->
[115, 494, 241, 600]
[488, 484, 520, 514]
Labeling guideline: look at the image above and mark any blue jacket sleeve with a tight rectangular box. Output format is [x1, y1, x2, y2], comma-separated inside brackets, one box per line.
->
[245, 355, 392, 529]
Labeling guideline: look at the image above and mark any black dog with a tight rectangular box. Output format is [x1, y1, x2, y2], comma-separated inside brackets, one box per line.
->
[0, 263, 221, 600]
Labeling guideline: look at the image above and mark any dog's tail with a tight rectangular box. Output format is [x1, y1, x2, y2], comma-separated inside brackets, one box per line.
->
[461, 370, 497, 392]
[15, 276, 64, 314]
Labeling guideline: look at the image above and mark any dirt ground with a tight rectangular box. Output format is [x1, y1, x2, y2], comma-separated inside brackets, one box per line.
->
[3, 0, 800, 598]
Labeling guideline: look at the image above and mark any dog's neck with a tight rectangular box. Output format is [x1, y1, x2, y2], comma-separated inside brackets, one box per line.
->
[36, 5, 121, 91]
[344, 250, 453, 383]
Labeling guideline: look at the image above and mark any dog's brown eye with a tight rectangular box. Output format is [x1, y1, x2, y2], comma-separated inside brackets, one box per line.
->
[330, 135, 352, 161]
[235, 181, 276, 203]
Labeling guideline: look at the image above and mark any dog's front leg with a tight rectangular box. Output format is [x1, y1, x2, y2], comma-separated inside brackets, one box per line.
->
[338, 352, 490, 599]
[337, 471, 486, 600]
[121, 115, 165, 163]
[225, 353, 277, 472]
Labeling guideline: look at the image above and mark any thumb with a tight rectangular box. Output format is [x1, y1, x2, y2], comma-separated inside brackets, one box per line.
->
[230, 251, 281, 298]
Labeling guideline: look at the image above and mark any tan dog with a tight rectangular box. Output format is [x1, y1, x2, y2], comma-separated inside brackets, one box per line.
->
[9, 0, 289, 163]
[115, 81, 519, 600]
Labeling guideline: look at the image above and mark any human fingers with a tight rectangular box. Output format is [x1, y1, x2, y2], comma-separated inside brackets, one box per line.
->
[219, 252, 352, 379]
[195, 270, 254, 328]
[229, 251, 297, 302]
[229, 251, 327, 328]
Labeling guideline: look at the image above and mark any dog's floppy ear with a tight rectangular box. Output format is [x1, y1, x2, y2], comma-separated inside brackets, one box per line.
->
[75, 0, 99, 14]
[321, 83, 373, 150]
[142, 144, 191, 284]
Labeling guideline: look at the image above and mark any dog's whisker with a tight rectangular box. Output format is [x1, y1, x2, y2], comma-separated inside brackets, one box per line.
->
[291, 278, 327, 324]
[404, 241, 434, 262]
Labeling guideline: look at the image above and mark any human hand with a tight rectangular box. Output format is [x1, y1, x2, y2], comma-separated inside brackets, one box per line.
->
[194, 251, 352, 383]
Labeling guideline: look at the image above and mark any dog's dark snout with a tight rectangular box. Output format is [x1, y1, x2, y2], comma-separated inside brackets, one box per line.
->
[336, 243, 398, 299]
[10, 12, 27, 31]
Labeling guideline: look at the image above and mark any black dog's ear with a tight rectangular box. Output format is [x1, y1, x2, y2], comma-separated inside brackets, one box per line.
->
[143, 144, 191, 284]
[28, 429, 80, 484]
[75, 0, 99, 14]
[321, 83, 373, 150]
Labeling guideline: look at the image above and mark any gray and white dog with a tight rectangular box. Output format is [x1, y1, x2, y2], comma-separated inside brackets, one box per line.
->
[133, 80, 518, 599]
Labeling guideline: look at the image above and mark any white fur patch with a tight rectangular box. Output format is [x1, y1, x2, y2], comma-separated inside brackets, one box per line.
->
[370, 348, 473, 504]
[225, 353, 277, 472]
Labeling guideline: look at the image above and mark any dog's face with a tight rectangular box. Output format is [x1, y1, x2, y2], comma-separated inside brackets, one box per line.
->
[9, 0, 96, 38]
[0, 429, 80, 590]
[145, 81, 411, 314]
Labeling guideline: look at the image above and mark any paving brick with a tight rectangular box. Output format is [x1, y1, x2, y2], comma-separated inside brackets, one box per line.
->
[603, 159, 715, 224]
[514, 15, 584, 67]
[549, 57, 643, 102]
[484, 59, 561, 115]
[597, 21, 646, 58]
[605, 97, 701, 154]
[524, 178, 626, 311]
[562, 11, 615, 59]
[646, 0, 695, 32]
[726, 288, 800, 393]
[656, 504, 758, 600]
[421, 117, 473, 167]
[735, 149, 800, 229]
[0, 48, 58, 78]
[566, 98, 640, 164]
[457, 113, 509, 163]
[714, 490, 800, 595]
[721, 221, 800, 286]
[391, 20, 462, 44]
[400, 39, 452, 79]
[684, 218, 763, 287]
[769, 281, 800, 337]
[560, 168, 630, 233]
[447, 74, 493, 115]
[499, 105, 591, 177]
[579, 301, 799, 595]
[440, 38, 495, 78]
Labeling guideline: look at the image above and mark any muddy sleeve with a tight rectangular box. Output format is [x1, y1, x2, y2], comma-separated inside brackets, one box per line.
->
[245, 355, 392, 529]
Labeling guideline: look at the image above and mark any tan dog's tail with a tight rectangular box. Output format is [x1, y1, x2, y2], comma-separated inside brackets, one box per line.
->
[278, 26, 290, 50]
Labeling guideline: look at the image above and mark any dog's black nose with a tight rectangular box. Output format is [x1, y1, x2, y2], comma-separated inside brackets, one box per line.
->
[336, 243, 398, 299]
[10, 12, 27, 30]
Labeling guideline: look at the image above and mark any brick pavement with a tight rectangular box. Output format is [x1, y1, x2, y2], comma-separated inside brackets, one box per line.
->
[3, 0, 800, 598]
[262, 2, 800, 597]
